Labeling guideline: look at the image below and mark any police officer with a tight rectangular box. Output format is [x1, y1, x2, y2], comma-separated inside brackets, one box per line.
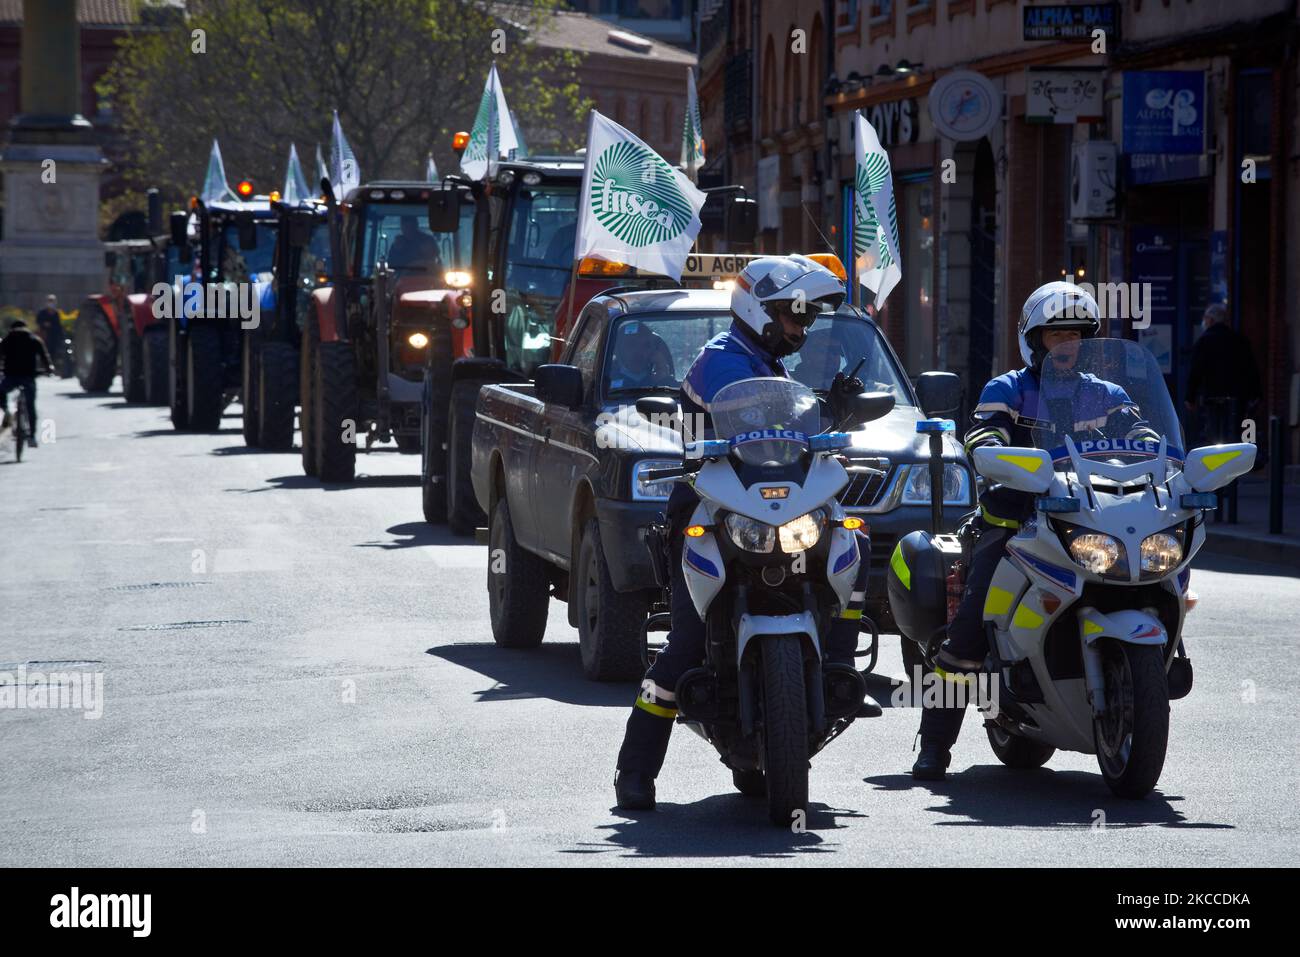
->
[912, 281, 1157, 781]
[614, 255, 876, 810]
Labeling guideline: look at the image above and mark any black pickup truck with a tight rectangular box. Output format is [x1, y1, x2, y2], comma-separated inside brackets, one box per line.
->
[471, 287, 975, 680]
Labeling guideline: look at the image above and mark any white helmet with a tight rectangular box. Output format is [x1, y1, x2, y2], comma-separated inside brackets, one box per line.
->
[1018, 281, 1101, 367]
[731, 255, 845, 357]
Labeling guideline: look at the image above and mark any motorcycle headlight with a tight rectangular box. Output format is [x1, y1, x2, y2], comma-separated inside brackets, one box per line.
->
[726, 513, 776, 553]
[631, 459, 678, 501]
[778, 510, 823, 553]
[1067, 531, 1124, 575]
[1140, 531, 1183, 574]
[900, 463, 971, 505]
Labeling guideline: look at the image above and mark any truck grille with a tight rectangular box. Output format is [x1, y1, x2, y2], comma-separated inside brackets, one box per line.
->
[839, 458, 892, 509]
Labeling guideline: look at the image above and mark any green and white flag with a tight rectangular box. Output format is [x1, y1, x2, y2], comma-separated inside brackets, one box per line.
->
[576, 110, 706, 281]
[510, 109, 528, 159]
[461, 64, 519, 180]
[329, 110, 360, 199]
[852, 110, 902, 309]
[200, 139, 236, 204]
[314, 143, 327, 195]
[426, 153, 439, 184]
[680, 68, 705, 181]
[283, 144, 311, 205]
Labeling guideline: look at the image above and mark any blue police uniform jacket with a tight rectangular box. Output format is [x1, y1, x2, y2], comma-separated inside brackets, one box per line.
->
[966, 366, 1145, 526]
[668, 320, 786, 516]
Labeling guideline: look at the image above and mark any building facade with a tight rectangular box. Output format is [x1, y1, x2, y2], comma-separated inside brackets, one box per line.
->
[699, 0, 1298, 464]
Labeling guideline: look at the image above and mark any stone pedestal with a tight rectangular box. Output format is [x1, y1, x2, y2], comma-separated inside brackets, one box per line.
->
[0, 0, 106, 314]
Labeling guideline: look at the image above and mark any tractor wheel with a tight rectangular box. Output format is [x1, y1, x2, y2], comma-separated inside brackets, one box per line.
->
[74, 307, 116, 394]
[313, 341, 358, 482]
[185, 324, 224, 432]
[143, 326, 168, 405]
[257, 342, 298, 452]
[446, 378, 486, 536]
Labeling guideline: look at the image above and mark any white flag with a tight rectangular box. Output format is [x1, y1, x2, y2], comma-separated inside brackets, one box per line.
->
[426, 154, 439, 184]
[283, 144, 310, 204]
[314, 143, 327, 194]
[200, 139, 236, 204]
[575, 110, 706, 282]
[680, 68, 705, 182]
[461, 64, 519, 180]
[852, 111, 902, 310]
[329, 110, 360, 199]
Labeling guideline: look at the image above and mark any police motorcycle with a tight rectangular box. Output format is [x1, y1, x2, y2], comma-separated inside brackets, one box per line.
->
[888, 338, 1255, 797]
[642, 376, 895, 825]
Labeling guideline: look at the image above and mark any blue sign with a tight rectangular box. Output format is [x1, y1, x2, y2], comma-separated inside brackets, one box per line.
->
[1123, 71, 1206, 155]
[1209, 231, 1227, 305]
[1127, 153, 1205, 185]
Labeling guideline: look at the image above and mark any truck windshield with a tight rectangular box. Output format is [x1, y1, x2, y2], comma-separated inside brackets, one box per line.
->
[361, 202, 471, 277]
[216, 222, 276, 279]
[502, 184, 578, 376]
[785, 310, 913, 405]
[603, 311, 733, 396]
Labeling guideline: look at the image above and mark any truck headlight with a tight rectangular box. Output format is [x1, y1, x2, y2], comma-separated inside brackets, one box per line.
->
[778, 510, 823, 553]
[725, 513, 776, 553]
[631, 459, 678, 501]
[1140, 531, 1182, 573]
[1068, 532, 1123, 575]
[900, 463, 971, 505]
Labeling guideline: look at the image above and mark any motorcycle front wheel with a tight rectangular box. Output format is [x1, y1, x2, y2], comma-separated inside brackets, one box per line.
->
[1094, 641, 1169, 798]
[759, 635, 809, 827]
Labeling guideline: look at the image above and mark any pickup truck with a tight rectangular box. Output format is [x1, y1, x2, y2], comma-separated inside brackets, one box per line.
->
[471, 287, 975, 681]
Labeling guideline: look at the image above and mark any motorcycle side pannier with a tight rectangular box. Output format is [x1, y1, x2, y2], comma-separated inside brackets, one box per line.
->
[887, 530, 962, 644]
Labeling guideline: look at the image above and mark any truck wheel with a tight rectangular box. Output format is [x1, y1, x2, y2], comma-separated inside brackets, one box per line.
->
[169, 319, 190, 430]
[760, 635, 810, 827]
[446, 378, 486, 536]
[575, 517, 647, 681]
[143, 327, 168, 405]
[74, 308, 116, 394]
[420, 387, 447, 524]
[1095, 641, 1169, 799]
[257, 342, 297, 452]
[241, 334, 261, 446]
[986, 723, 1055, 769]
[313, 341, 357, 482]
[121, 316, 146, 403]
[487, 497, 549, 648]
[299, 316, 318, 476]
[186, 324, 224, 432]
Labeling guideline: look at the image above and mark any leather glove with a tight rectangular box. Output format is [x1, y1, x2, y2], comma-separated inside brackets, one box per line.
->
[828, 370, 865, 422]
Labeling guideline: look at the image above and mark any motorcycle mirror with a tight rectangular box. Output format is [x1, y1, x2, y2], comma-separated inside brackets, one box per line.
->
[915, 371, 962, 415]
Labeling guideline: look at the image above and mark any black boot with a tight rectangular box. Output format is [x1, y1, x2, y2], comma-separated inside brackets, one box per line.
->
[614, 770, 656, 810]
[911, 742, 952, 781]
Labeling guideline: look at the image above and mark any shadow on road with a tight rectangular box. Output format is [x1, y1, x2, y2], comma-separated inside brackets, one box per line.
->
[225, 473, 422, 492]
[357, 522, 478, 549]
[864, 765, 1232, 830]
[426, 642, 633, 708]
[133, 427, 241, 437]
[568, 795, 866, 858]
[1192, 550, 1300, 580]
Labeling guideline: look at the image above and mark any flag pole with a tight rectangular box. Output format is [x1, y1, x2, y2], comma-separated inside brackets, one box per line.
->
[561, 110, 598, 343]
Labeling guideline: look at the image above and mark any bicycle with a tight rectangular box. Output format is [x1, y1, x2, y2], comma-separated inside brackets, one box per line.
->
[11, 384, 30, 461]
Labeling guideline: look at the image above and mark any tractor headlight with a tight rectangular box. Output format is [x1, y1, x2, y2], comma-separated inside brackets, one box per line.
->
[778, 510, 824, 553]
[725, 513, 776, 553]
[407, 331, 430, 349]
[1140, 531, 1183, 574]
[444, 270, 471, 289]
[1067, 532, 1123, 575]
[631, 459, 677, 501]
[900, 463, 971, 505]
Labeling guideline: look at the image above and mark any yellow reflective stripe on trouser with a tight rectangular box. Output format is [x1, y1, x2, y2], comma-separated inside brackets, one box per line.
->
[981, 505, 1020, 529]
[838, 608, 862, 620]
[635, 697, 677, 719]
[933, 666, 974, 687]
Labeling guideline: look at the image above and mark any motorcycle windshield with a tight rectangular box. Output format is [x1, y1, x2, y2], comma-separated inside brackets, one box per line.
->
[1029, 338, 1183, 469]
[711, 377, 821, 467]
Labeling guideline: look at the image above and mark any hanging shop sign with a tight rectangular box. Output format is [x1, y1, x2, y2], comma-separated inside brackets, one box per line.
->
[1024, 3, 1120, 43]
[927, 71, 1000, 142]
[1122, 71, 1206, 155]
[862, 97, 920, 147]
[1026, 68, 1104, 124]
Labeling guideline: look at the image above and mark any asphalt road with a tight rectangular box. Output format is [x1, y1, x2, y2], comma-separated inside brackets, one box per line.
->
[1, 378, 1297, 866]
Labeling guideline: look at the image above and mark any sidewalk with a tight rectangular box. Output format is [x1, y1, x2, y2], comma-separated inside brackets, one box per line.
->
[1199, 473, 1300, 566]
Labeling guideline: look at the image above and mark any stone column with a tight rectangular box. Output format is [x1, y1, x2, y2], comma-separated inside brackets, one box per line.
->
[0, 0, 106, 313]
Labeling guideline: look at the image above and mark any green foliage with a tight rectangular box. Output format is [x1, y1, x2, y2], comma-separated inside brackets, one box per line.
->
[100, 0, 590, 203]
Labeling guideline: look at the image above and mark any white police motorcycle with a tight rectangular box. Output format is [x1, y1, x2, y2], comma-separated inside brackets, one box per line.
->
[889, 338, 1255, 797]
[644, 377, 894, 825]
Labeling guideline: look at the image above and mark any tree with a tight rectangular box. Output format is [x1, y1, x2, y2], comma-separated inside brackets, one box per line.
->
[99, 0, 588, 207]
